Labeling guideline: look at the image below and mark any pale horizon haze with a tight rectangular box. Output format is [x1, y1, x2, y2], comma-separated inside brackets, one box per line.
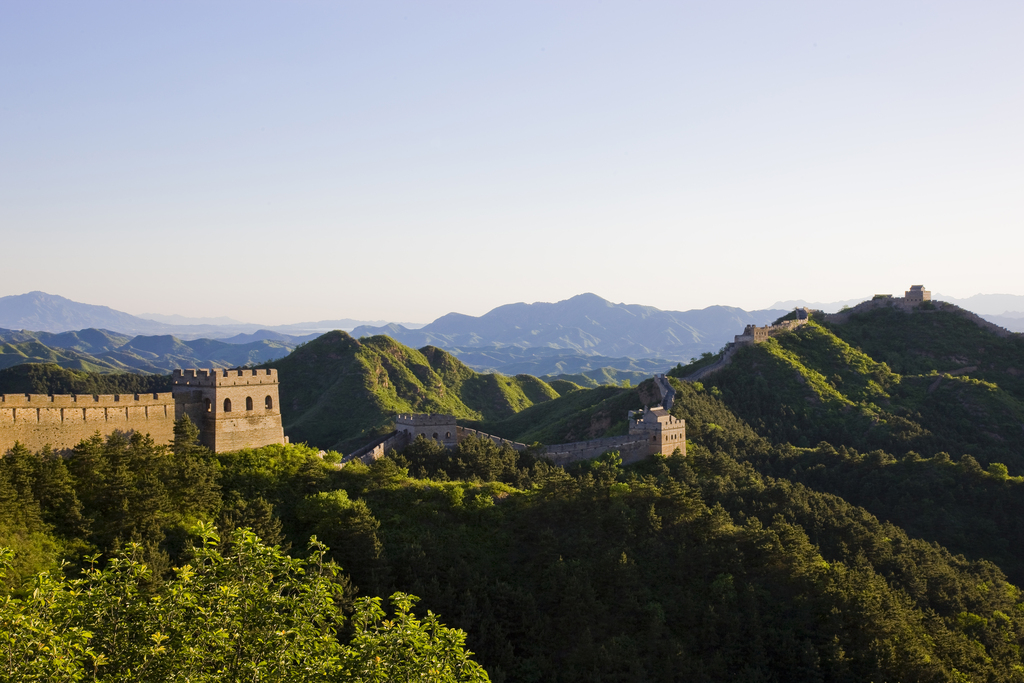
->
[2, 2, 1022, 325]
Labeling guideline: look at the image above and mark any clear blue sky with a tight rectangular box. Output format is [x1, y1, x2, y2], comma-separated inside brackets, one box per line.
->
[2, 1, 1021, 324]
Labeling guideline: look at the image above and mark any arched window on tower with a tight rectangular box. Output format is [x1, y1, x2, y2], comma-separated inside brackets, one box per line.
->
[224, 398, 232, 413]
[205, 398, 211, 412]
[265, 396, 273, 410]
[246, 396, 254, 411]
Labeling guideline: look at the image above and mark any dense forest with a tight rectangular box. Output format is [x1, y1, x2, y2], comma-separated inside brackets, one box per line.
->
[4, 304, 1024, 681]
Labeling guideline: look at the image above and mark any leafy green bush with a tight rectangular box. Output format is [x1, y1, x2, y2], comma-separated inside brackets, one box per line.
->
[0, 526, 488, 682]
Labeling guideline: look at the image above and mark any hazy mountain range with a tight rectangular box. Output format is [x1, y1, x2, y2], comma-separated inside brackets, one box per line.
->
[0, 292, 418, 339]
[2, 290, 1022, 380]
[351, 293, 790, 364]
[0, 327, 299, 374]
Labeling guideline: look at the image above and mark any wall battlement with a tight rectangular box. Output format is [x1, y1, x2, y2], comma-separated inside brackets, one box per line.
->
[1, 393, 173, 407]
[395, 413, 458, 427]
[173, 368, 278, 388]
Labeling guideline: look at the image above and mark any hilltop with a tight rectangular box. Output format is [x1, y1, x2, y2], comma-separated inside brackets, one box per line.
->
[670, 305, 1024, 468]
[653, 305, 1024, 583]
[268, 331, 560, 451]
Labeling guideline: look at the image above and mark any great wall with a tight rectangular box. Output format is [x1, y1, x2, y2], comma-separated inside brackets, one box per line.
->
[342, 373, 685, 468]
[7, 284, 1004, 469]
[0, 368, 287, 455]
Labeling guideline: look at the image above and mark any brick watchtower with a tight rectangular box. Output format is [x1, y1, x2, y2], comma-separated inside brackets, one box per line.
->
[172, 368, 286, 452]
[629, 406, 686, 457]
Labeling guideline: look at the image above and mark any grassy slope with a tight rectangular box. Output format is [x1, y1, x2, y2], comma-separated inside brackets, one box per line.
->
[0, 341, 125, 373]
[825, 304, 1024, 398]
[479, 384, 639, 444]
[269, 332, 561, 452]
[702, 321, 1024, 469]
[541, 367, 651, 388]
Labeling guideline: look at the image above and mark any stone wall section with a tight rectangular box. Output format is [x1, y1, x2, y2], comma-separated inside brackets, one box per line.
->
[339, 423, 529, 468]
[0, 392, 176, 454]
[0, 368, 287, 456]
[342, 430, 408, 466]
[344, 391, 688, 469]
[542, 435, 651, 466]
[455, 427, 529, 451]
[734, 311, 809, 346]
[677, 343, 741, 382]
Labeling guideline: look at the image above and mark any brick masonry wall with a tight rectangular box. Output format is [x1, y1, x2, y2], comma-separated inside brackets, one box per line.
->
[456, 427, 529, 451]
[2, 368, 288, 456]
[0, 393, 176, 454]
[542, 435, 652, 466]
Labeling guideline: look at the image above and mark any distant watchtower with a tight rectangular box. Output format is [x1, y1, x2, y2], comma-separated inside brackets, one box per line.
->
[904, 285, 931, 304]
[172, 368, 286, 452]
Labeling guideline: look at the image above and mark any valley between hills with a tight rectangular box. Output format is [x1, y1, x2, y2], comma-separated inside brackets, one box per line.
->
[5, 291, 1024, 681]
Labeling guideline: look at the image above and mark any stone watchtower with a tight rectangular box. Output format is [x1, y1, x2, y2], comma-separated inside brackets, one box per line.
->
[904, 285, 931, 304]
[395, 413, 459, 449]
[172, 368, 286, 452]
[629, 407, 686, 457]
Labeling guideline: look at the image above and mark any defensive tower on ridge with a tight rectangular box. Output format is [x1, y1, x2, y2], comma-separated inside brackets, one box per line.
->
[173, 368, 286, 452]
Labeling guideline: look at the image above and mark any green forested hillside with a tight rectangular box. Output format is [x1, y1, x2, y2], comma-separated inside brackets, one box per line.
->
[679, 319, 1024, 469]
[269, 332, 560, 451]
[5, 383, 1024, 681]
[655, 312, 1024, 586]
[6, 308, 1024, 681]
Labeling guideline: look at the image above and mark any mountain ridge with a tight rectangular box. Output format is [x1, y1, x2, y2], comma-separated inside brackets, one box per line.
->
[0, 327, 297, 374]
[0, 291, 419, 339]
[352, 293, 789, 362]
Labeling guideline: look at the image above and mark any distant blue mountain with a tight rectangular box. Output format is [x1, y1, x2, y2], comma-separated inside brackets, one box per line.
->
[352, 293, 790, 362]
[0, 292, 416, 340]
